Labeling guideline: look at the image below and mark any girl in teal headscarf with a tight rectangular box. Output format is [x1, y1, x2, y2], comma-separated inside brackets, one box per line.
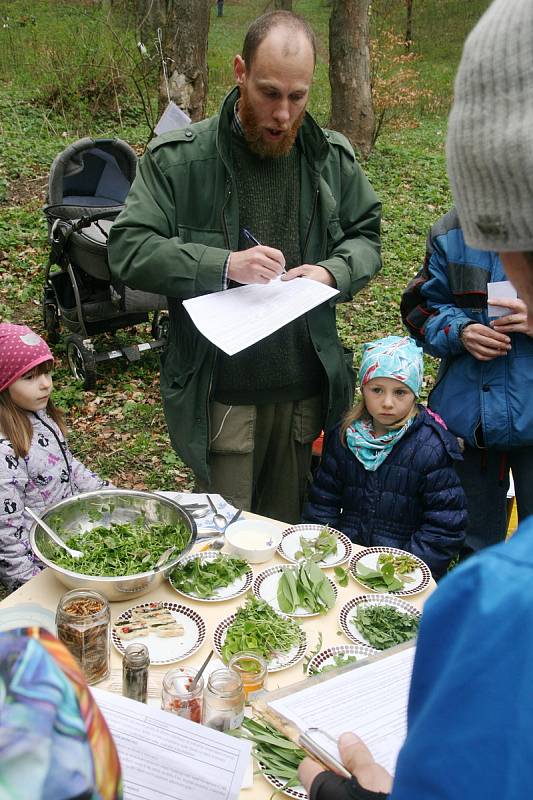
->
[303, 336, 467, 579]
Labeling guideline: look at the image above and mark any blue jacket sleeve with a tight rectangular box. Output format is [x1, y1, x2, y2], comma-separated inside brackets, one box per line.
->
[408, 446, 467, 579]
[418, 228, 473, 359]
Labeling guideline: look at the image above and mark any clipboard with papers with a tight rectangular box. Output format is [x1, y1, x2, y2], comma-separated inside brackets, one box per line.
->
[252, 641, 416, 778]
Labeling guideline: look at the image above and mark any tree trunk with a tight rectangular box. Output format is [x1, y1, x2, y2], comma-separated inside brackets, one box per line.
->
[136, 0, 210, 122]
[405, 0, 413, 51]
[329, 0, 374, 160]
[274, 0, 293, 9]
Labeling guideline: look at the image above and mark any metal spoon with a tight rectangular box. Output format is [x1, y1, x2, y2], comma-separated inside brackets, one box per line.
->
[26, 507, 83, 559]
[154, 545, 177, 570]
[206, 495, 228, 532]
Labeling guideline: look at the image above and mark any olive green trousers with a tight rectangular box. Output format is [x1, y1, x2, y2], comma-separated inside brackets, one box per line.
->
[196, 395, 323, 524]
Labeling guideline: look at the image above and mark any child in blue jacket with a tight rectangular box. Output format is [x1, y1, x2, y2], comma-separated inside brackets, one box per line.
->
[302, 336, 466, 579]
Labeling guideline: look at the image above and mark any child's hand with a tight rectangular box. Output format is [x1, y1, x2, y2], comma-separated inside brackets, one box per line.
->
[460, 322, 511, 360]
[490, 297, 533, 336]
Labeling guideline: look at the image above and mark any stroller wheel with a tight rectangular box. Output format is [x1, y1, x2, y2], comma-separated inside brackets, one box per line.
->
[42, 297, 61, 345]
[66, 334, 97, 390]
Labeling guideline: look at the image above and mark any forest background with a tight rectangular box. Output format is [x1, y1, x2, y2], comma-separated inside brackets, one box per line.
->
[0, 0, 491, 491]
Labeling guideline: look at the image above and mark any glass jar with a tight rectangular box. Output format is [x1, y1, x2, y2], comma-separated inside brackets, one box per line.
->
[228, 651, 267, 702]
[203, 668, 244, 731]
[56, 589, 110, 684]
[123, 642, 150, 703]
[161, 667, 203, 723]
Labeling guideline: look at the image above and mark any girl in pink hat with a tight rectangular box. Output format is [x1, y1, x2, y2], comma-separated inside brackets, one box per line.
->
[0, 323, 109, 593]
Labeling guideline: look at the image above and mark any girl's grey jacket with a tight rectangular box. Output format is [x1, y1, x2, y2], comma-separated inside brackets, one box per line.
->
[0, 411, 107, 592]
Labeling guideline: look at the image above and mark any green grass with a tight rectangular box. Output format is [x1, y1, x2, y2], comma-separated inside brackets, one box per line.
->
[0, 0, 490, 489]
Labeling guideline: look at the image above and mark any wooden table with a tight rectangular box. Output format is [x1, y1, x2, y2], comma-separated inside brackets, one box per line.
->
[0, 515, 434, 798]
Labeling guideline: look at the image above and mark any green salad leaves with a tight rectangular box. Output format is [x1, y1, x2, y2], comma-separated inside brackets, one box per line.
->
[221, 596, 301, 663]
[294, 527, 338, 562]
[170, 554, 249, 598]
[352, 604, 419, 650]
[53, 519, 190, 576]
[355, 552, 418, 592]
[232, 717, 306, 788]
[277, 561, 336, 614]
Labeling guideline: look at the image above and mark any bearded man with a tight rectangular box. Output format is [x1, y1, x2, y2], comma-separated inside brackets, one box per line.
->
[108, 11, 381, 523]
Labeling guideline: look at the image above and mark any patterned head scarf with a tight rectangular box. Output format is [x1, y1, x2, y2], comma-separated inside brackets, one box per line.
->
[358, 335, 424, 397]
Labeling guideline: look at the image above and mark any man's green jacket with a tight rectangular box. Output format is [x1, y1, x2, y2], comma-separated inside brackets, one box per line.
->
[108, 88, 381, 483]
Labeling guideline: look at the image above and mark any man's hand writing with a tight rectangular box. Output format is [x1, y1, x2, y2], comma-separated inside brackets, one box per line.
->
[281, 264, 336, 286]
[490, 297, 533, 336]
[298, 732, 393, 795]
[228, 245, 285, 284]
[460, 322, 511, 360]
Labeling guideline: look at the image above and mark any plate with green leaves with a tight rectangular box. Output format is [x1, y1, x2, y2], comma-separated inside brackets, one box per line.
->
[213, 596, 307, 672]
[306, 643, 377, 676]
[168, 550, 253, 602]
[350, 546, 431, 596]
[278, 524, 352, 568]
[253, 563, 337, 617]
[339, 595, 421, 651]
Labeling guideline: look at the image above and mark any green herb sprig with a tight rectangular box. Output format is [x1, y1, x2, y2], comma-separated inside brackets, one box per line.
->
[221, 597, 302, 663]
[231, 717, 306, 788]
[294, 526, 338, 562]
[352, 604, 419, 650]
[309, 652, 359, 676]
[53, 520, 190, 576]
[170, 554, 249, 598]
[277, 561, 336, 615]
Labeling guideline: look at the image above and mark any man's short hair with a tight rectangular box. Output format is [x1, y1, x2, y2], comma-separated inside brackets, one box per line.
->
[242, 11, 317, 69]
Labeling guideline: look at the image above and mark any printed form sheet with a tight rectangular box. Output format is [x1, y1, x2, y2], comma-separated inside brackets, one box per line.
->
[183, 277, 339, 355]
[92, 688, 251, 800]
[268, 645, 415, 776]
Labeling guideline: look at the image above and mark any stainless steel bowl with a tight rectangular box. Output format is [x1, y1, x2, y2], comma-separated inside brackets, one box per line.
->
[29, 489, 197, 602]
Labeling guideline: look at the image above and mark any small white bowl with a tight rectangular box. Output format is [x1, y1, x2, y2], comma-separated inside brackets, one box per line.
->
[225, 519, 283, 564]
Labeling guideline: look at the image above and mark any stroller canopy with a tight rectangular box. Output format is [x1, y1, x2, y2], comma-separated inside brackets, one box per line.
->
[47, 137, 137, 216]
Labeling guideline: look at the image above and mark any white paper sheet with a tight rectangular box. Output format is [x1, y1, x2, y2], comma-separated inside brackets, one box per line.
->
[183, 277, 339, 356]
[487, 280, 517, 318]
[268, 645, 415, 776]
[92, 687, 251, 800]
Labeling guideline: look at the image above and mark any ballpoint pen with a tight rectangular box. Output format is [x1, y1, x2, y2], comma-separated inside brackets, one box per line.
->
[240, 227, 286, 273]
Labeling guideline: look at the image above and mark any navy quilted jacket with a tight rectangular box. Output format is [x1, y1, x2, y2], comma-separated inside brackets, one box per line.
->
[302, 406, 467, 579]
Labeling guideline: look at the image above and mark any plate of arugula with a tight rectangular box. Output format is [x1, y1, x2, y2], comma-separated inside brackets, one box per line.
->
[112, 601, 206, 665]
[306, 643, 377, 676]
[253, 563, 337, 617]
[278, 524, 351, 567]
[213, 596, 307, 672]
[350, 546, 431, 596]
[168, 550, 253, 602]
[339, 595, 421, 651]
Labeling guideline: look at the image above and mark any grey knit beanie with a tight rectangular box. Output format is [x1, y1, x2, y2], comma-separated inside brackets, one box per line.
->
[446, 0, 533, 252]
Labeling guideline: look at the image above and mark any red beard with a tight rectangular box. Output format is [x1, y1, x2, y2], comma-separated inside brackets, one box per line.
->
[238, 87, 305, 159]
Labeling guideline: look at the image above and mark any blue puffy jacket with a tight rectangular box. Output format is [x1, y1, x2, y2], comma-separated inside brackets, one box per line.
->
[402, 208, 533, 449]
[302, 407, 466, 579]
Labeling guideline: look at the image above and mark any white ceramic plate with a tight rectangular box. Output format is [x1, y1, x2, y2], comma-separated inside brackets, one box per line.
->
[258, 762, 307, 800]
[168, 550, 253, 602]
[213, 611, 307, 673]
[306, 643, 377, 676]
[278, 524, 352, 568]
[338, 594, 421, 649]
[349, 546, 431, 596]
[252, 565, 337, 618]
[112, 601, 206, 665]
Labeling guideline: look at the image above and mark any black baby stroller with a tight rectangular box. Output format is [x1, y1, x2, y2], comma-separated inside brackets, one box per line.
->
[43, 137, 168, 389]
